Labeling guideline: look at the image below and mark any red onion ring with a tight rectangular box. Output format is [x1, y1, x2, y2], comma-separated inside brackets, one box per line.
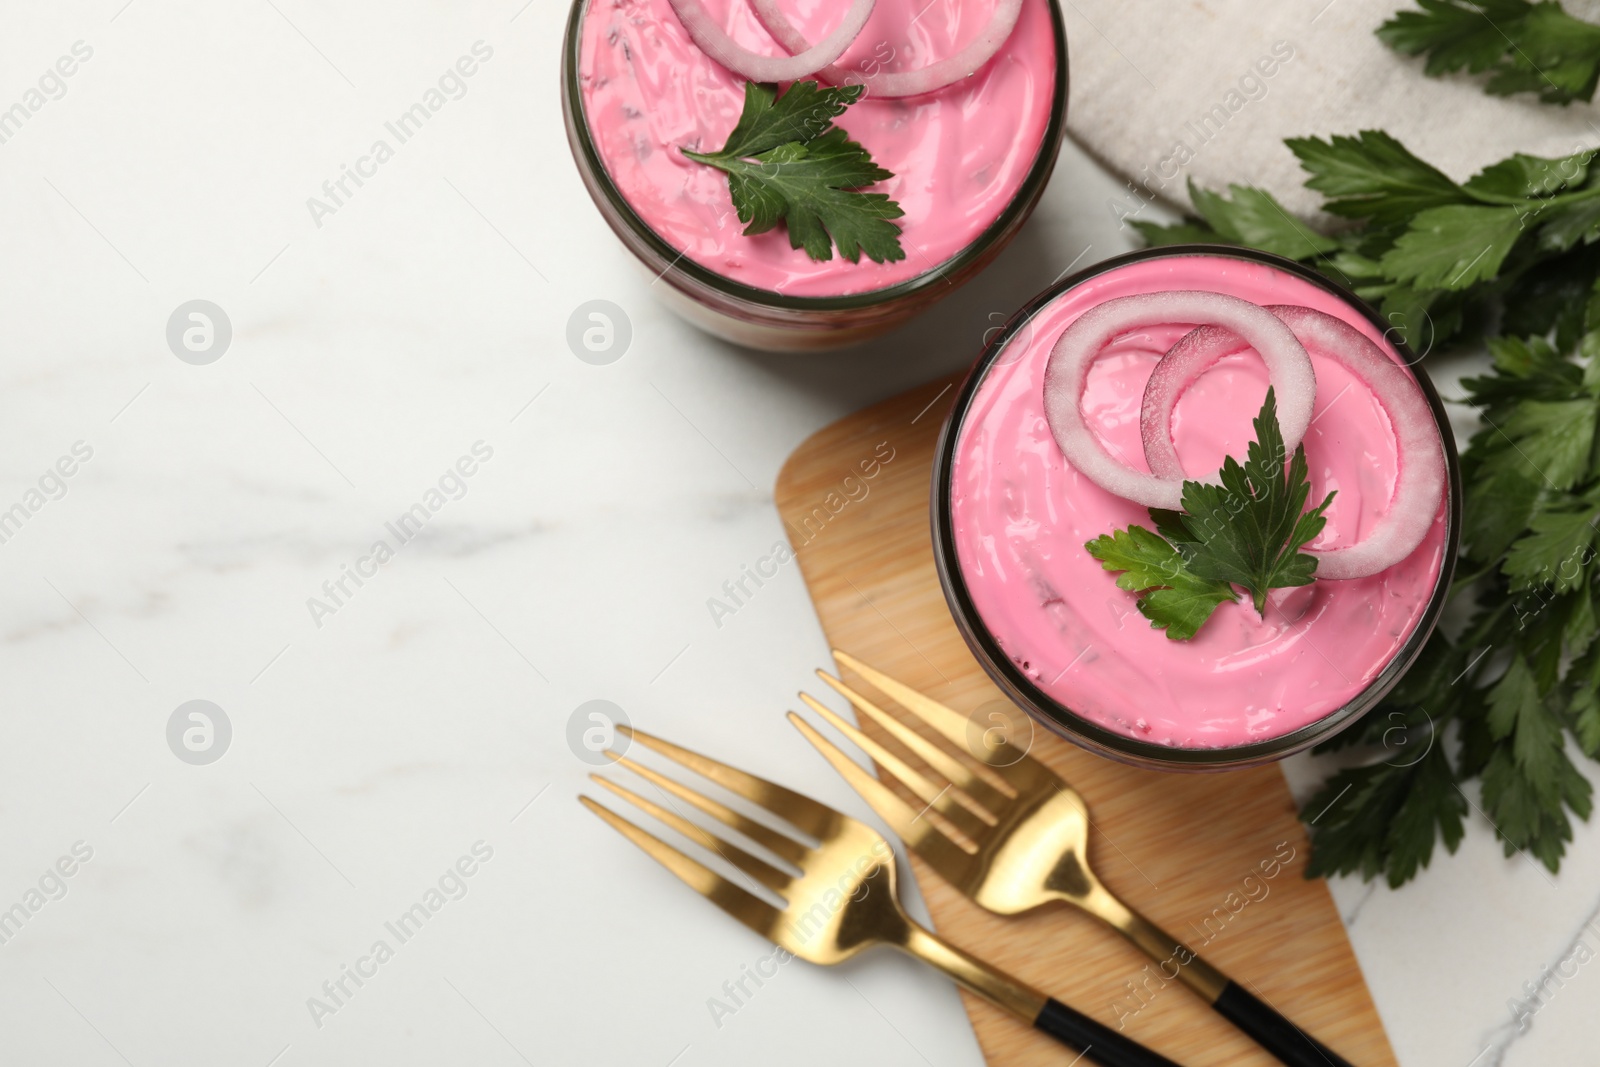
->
[750, 0, 1023, 97]
[1141, 305, 1445, 580]
[666, 0, 877, 84]
[1042, 291, 1316, 512]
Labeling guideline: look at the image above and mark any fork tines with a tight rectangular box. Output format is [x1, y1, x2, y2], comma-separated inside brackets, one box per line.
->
[580, 726, 831, 939]
[789, 651, 1023, 864]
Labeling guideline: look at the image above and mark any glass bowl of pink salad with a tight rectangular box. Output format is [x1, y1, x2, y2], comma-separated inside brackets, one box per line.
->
[932, 246, 1461, 770]
[562, 0, 1068, 351]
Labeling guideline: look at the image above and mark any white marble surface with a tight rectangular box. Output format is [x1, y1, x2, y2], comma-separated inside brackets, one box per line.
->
[0, 2, 1597, 1066]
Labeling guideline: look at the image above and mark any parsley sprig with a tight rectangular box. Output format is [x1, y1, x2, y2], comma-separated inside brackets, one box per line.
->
[1377, 0, 1600, 105]
[682, 81, 905, 265]
[1081, 527, 1236, 642]
[1137, 132, 1600, 366]
[1139, 131, 1600, 885]
[1086, 390, 1335, 640]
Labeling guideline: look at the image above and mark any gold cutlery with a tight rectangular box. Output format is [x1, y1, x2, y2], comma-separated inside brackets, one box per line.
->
[582, 725, 1185, 1067]
[790, 651, 1354, 1067]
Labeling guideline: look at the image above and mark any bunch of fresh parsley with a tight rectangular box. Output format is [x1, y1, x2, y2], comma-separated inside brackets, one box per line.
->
[1140, 131, 1600, 362]
[1377, 0, 1600, 105]
[1086, 389, 1334, 640]
[1137, 131, 1600, 885]
[683, 80, 905, 264]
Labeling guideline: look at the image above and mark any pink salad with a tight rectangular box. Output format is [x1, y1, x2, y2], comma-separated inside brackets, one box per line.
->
[948, 254, 1450, 748]
[575, 0, 1059, 297]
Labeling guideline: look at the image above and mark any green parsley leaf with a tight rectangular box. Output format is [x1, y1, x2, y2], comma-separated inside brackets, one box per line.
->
[1185, 180, 1338, 260]
[1286, 130, 1464, 224]
[1501, 243, 1600, 349]
[1085, 389, 1335, 638]
[1503, 508, 1599, 592]
[1378, 0, 1600, 105]
[1486, 655, 1555, 750]
[1167, 389, 1336, 614]
[1479, 746, 1579, 869]
[1477, 662, 1594, 871]
[1378, 204, 1525, 289]
[1535, 198, 1600, 253]
[1473, 334, 1585, 397]
[1127, 218, 1238, 249]
[1375, 0, 1525, 75]
[1463, 150, 1592, 200]
[1499, 397, 1599, 490]
[702, 79, 858, 158]
[1463, 466, 1543, 561]
[682, 81, 905, 265]
[1149, 507, 1198, 547]
[1082, 526, 1236, 640]
[1565, 581, 1599, 658]
[1568, 641, 1600, 756]
[1490, 3, 1600, 104]
[1300, 743, 1467, 888]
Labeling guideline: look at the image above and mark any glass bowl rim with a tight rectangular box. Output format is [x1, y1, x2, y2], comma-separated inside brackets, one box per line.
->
[929, 243, 1465, 769]
[560, 0, 1070, 313]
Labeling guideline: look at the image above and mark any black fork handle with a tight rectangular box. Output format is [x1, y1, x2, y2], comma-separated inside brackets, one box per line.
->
[1106, 903, 1353, 1065]
[1213, 981, 1355, 1067]
[1033, 998, 1185, 1067]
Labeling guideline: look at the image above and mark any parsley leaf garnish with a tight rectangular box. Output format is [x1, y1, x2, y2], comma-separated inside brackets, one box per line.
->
[1172, 390, 1336, 611]
[1377, 0, 1600, 105]
[1086, 389, 1336, 639]
[1081, 525, 1236, 641]
[682, 81, 905, 265]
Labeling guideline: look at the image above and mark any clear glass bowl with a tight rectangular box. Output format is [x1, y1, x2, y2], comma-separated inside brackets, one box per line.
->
[560, 0, 1069, 352]
[930, 245, 1463, 771]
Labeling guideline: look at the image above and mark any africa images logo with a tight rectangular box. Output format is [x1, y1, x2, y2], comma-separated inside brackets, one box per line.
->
[305, 841, 494, 1029]
[305, 42, 494, 228]
[306, 442, 494, 628]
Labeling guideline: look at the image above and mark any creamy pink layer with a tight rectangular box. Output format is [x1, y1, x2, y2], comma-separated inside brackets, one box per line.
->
[949, 255, 1449, 748]
[576, 0, 1058, 297]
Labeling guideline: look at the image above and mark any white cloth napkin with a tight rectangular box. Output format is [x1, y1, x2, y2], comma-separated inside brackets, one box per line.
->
[1060, 0, 1600, 222]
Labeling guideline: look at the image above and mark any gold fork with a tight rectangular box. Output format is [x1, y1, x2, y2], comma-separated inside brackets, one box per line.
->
[582, 725, 1185, 1067]
[789, 651, 1355, 1067]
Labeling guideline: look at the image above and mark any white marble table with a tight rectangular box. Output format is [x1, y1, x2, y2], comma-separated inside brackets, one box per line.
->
[0, 2, 1596, 1065]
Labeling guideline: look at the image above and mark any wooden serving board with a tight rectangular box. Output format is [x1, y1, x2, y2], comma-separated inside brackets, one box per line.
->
[774, 375, 1397, 1067]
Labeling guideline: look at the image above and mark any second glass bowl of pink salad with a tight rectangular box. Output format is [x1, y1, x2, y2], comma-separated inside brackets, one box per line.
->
[562, 0, 1067, 351]
[932, 246, 1461, 771]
